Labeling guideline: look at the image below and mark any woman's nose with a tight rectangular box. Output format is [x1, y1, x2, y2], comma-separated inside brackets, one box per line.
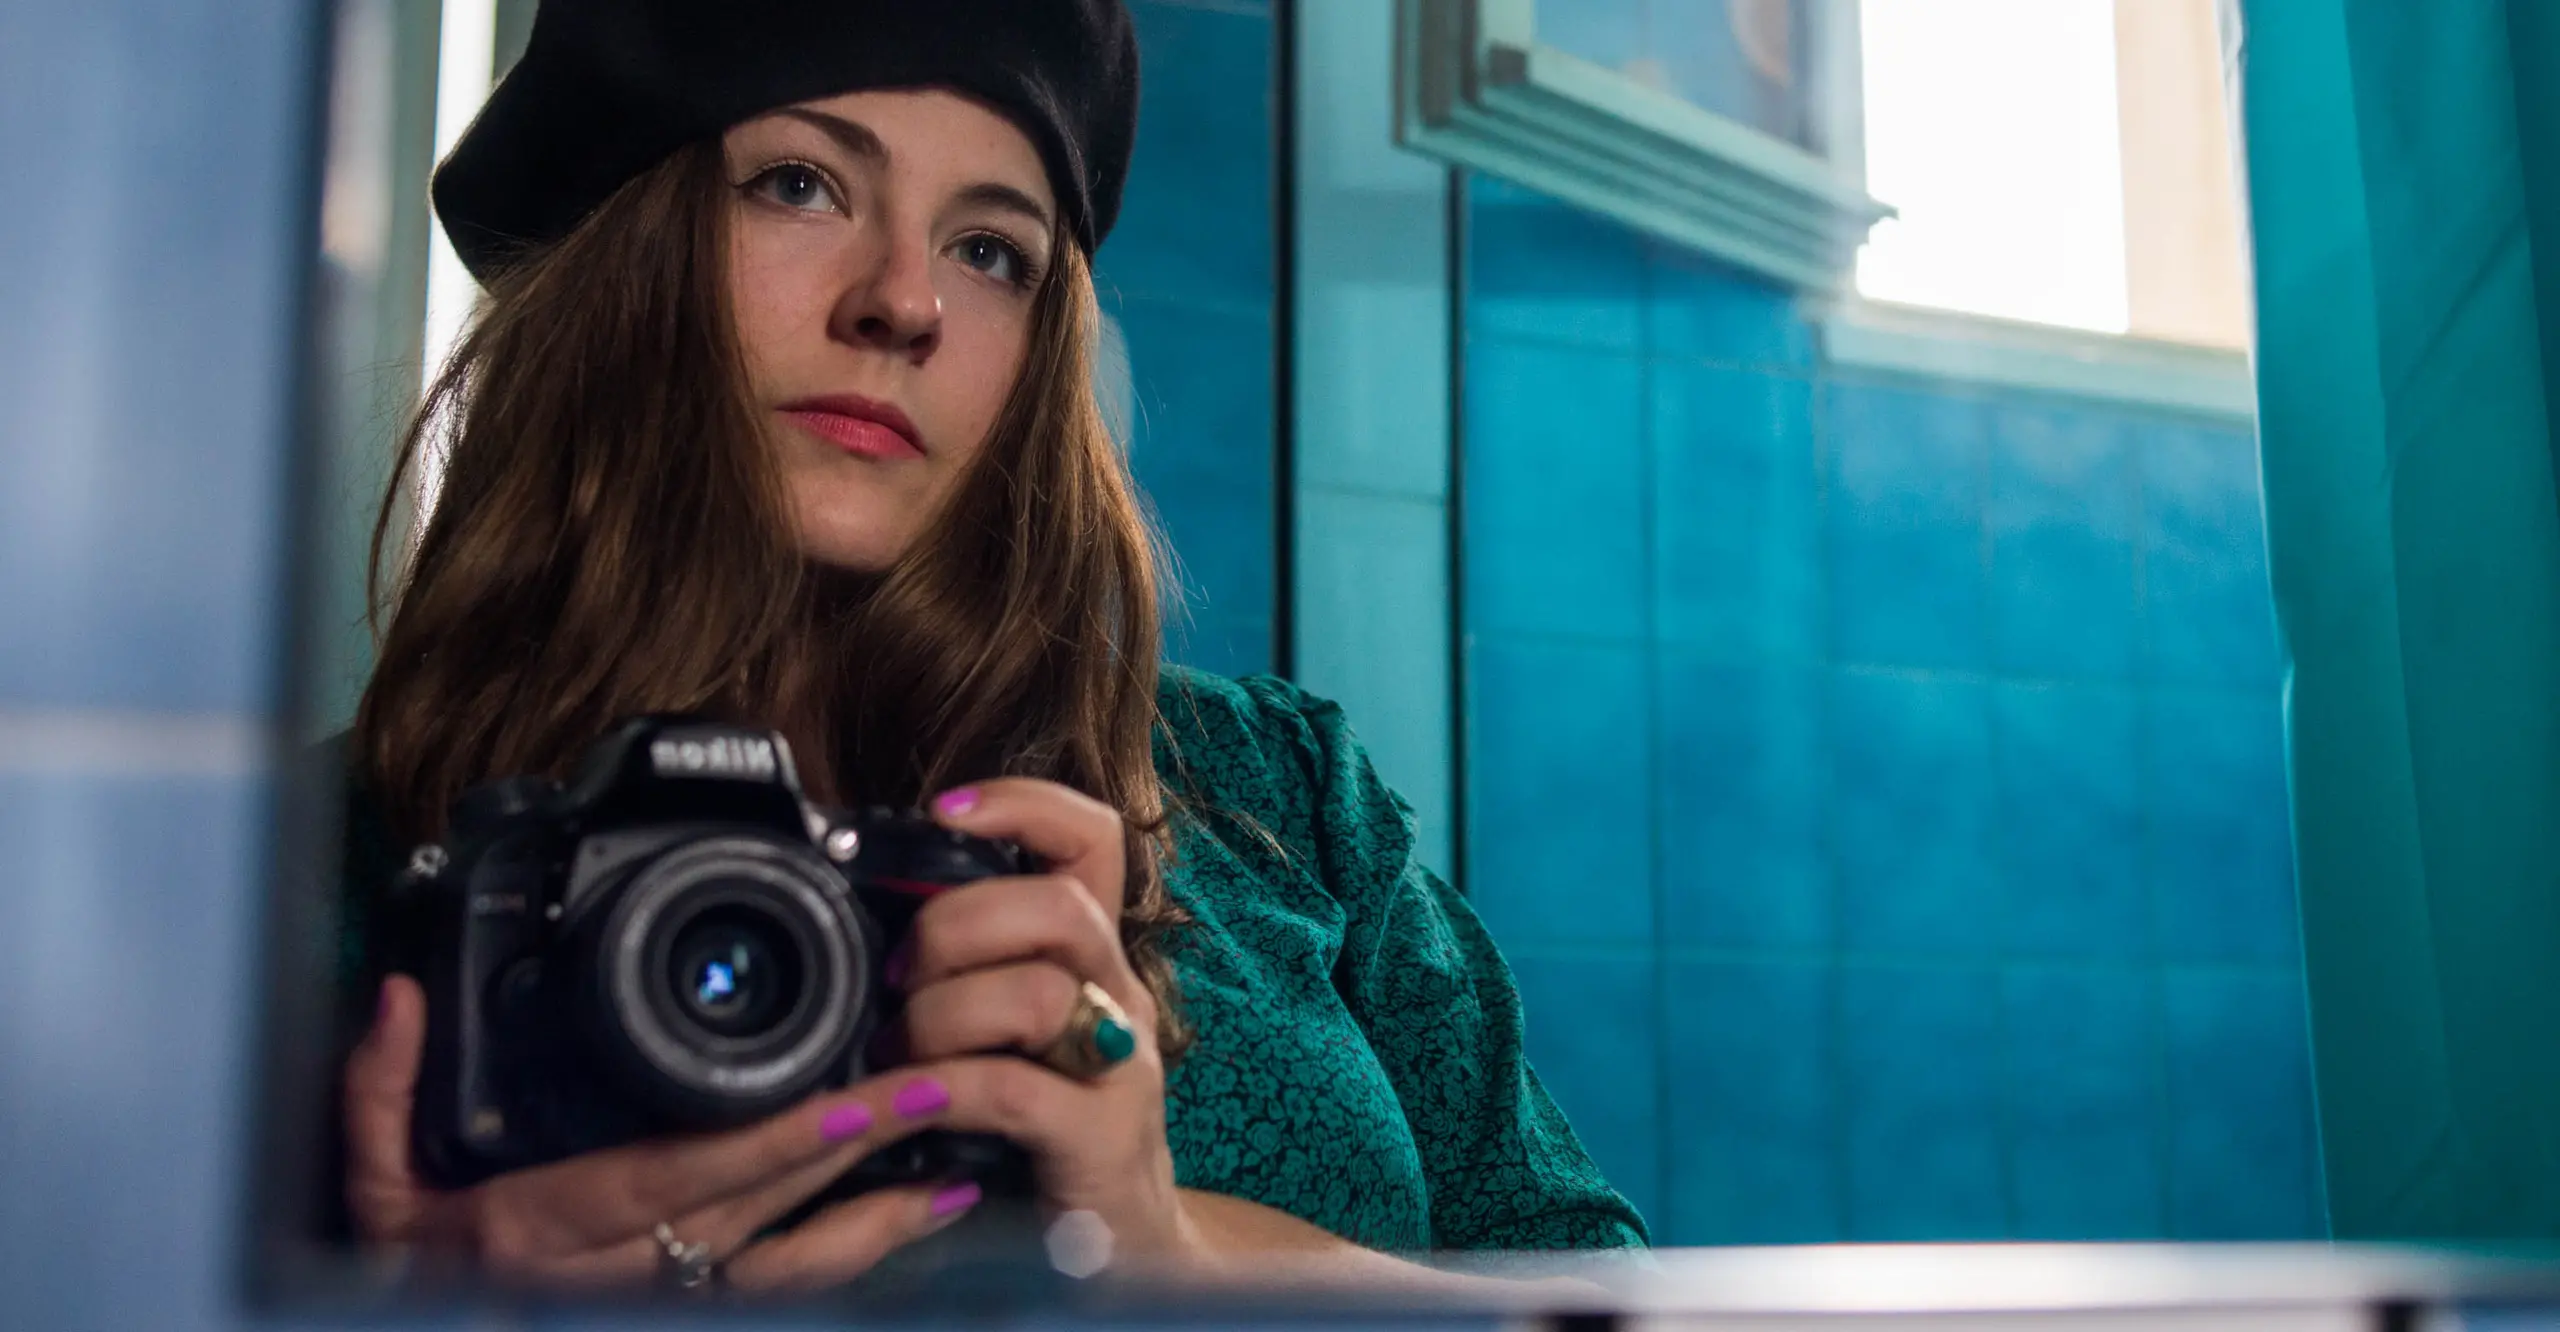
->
[836, 242, 942, 360]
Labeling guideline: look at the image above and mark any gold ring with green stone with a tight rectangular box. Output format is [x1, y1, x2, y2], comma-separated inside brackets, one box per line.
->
[1041, 981, 1138, 1080]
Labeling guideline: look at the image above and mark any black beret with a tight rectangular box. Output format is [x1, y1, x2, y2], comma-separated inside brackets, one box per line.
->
[432, 0, 1138, 279]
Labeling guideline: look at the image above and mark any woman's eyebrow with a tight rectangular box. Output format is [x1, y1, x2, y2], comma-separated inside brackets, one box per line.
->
[774, 108, 889, 165]
[766, 108, 1053, 235]
[952, 181, 1055, 235]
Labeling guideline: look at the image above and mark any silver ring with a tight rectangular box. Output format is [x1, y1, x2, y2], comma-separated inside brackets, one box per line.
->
[652, 1221, 721, 1296]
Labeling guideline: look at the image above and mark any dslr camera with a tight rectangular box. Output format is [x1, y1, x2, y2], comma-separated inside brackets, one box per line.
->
[387, 715, 1031, 1198]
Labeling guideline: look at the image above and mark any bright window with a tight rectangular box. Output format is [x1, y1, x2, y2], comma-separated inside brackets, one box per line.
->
[418, 0, 500, 519]
[1854, 0, 2251, 349]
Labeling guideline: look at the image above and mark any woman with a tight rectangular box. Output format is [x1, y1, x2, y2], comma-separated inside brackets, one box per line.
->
[334, 0, 1644, 1297]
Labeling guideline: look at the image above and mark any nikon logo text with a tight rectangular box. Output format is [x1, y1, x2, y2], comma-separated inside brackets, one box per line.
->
[651, 735, 778, 780]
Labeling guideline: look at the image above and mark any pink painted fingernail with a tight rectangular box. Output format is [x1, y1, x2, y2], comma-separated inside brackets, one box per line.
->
[929, 1182, 982, 1218]
[893, 1078, 950, 1118]
[882, 938, 915, 989]
[933, 787, 980, 818]
[819, 1103, 875, 1142]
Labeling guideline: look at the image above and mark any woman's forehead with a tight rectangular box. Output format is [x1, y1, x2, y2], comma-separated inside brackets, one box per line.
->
[732, 89, 1054, 205]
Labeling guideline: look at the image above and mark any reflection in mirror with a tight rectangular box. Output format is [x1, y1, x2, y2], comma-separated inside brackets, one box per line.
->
[11, 0, 2558, 1325]
[255, 0, 2325, 1320]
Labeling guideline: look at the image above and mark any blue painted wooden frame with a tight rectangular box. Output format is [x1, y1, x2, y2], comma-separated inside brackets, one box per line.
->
[1394, 0, 1889, 293]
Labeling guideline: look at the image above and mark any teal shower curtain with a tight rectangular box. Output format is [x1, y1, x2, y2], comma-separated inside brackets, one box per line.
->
[2240, 0, 2560, 1238]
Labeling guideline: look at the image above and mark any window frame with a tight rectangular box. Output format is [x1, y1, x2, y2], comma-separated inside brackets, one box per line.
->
[1815, 295, 2255, 424]
[1820, 0, 2255, 422]
[1397, 0, 2257, 423]
[1394, 0, 1891, 293]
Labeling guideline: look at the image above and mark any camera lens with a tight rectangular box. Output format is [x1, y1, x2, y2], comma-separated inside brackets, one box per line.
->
[665, 901, 803, 1040]
[587, 833, 876, 1128]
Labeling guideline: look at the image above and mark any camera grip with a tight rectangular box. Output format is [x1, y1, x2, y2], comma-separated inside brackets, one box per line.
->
[767, 1129, 1032, 1235]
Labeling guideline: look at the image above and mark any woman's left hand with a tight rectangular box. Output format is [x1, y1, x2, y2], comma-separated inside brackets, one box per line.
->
[721, 777, 1204, 1291]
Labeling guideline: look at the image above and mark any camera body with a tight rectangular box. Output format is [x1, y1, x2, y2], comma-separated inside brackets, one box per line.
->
[387, 716, 1029, 1195]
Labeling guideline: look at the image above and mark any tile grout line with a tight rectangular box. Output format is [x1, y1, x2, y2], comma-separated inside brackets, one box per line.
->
[1268, 0, 1296, 680]
[1467, 632, 2278, 690]
[1446, 165, 1472, 900]
[0, 708, 272, 776]
[2131, 425, 2181, 1238]
[1811, 357, 1855, 1240]
[1507, 941, 2309, 976]
[1979, 409, 2020, 1239]
[1638, 237, 1674, 1241]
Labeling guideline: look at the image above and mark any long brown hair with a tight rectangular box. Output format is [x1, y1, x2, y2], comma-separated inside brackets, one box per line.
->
[355, 139, 1191, 1054]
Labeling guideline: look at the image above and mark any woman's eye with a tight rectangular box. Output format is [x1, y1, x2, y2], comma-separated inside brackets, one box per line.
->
[955, 233, 1029, 286]
[747, 163, 840, 213]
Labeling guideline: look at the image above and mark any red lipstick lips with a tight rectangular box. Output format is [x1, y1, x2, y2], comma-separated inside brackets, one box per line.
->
[780, 394, 924, 460]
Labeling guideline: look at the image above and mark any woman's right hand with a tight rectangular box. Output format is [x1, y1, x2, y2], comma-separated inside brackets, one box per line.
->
[342, 975, 980, 1295]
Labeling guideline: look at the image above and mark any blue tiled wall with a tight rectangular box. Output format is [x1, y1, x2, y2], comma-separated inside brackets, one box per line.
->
[1100, 0, 1277, 678]
[1460, 177, 2322, 1245]
[1289, 0, 1459, 872]
[2, 5, 322, 1326]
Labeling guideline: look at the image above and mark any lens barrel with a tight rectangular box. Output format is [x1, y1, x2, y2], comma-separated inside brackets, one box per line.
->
[581, 833, 875, 1127]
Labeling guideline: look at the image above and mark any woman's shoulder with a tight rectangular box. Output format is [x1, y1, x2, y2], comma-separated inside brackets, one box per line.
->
[1151, 665, 1346, 812]
[1154, 664, 1331, 745]
[1150, 666, 1420, 899]
[1149, 666, 1347, 875]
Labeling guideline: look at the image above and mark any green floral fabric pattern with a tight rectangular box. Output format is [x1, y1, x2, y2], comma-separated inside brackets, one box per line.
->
[1151, 668, 1646, 1250]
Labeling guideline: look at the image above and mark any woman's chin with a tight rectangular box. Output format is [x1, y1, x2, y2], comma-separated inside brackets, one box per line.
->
[798, 541, 904, 577]
[793, 505, 921, 575]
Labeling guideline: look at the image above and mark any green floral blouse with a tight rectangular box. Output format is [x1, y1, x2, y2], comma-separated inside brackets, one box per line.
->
[1148, 668, 1644, 1250]
[333, 667, 1646, 1251]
